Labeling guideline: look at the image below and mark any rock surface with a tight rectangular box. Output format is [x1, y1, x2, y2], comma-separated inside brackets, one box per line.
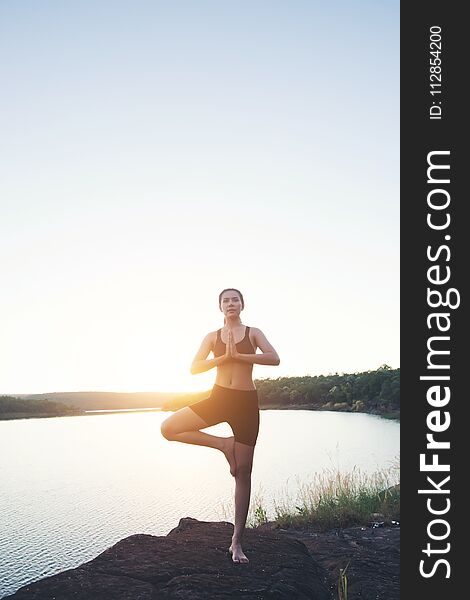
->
[5, 518, 331, 600]
[279, 524, 400, 600]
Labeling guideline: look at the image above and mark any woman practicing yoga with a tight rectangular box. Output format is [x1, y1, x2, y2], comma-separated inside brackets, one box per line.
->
[161, 288, 280, 564]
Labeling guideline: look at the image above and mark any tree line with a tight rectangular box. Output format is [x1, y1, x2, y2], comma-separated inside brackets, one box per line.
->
[0, 396, 85, 418]
[255, 365, 400, 415]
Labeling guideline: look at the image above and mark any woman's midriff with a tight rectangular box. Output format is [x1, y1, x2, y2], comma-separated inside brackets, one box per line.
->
[215, 361, 256, 390]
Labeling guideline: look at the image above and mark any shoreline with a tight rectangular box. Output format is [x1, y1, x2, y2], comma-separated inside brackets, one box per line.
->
[260, 403, 400, 420]
[0, 405, 400, 422]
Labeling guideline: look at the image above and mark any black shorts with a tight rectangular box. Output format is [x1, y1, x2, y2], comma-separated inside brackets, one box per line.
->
[189, 384, 260, 447]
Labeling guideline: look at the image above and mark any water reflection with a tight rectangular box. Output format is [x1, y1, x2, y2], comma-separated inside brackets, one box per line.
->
[0, 410, 398, 597]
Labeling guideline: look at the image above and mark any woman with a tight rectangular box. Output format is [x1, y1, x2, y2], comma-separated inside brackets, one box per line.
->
[161, 288, 280, 564]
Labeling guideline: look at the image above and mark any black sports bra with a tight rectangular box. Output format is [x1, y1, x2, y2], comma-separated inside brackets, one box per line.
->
[213, 326, 255, 357]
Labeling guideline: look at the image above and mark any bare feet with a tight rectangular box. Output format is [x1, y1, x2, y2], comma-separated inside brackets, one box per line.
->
[221, 436, 237, 477]
[228, 541, 249, 564]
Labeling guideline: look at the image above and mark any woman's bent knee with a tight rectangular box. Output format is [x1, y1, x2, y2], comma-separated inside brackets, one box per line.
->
[160, 419, 176, 440]
[161, 407, 207, 440]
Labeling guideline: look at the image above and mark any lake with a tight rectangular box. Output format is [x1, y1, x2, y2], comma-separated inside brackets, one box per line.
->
[0, 410, 399, 598]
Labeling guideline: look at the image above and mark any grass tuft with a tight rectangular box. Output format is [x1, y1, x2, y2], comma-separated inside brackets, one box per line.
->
[247, 461, 400, 531]
[338, 561, 350, 600]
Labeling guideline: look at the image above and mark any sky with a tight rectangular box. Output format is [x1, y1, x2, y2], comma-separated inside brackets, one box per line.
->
[0, 1, 399, 394]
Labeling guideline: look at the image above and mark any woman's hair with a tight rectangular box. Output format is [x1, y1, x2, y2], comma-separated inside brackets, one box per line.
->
[219, 288, 244, 309]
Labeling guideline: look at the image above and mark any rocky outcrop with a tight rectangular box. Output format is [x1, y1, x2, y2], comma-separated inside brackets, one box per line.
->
[6, 518, 331, 600]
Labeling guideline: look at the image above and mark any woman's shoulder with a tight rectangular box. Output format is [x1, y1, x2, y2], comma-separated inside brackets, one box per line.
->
[246, 325, 261, 344]
[209, 329, 223, 343]
[202, 330, 219, 345]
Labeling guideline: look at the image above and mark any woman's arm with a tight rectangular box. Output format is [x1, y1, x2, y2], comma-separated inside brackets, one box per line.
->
[190, 332, 228, 374]
[231, 328, 280, 365]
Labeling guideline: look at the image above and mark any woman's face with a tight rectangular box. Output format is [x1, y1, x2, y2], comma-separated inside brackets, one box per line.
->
[220, 290, 243, 318]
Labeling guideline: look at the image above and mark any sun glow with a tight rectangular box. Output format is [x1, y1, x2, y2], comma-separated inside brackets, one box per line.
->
[0, 1, 399, 396]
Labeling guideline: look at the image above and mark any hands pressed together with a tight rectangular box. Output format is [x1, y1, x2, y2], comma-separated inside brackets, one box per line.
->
[224, 329, 240, 362]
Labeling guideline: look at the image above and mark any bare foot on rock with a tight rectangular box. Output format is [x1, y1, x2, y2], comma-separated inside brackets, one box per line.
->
[221, 436, 237, 477]
[228, 542, 249, 564]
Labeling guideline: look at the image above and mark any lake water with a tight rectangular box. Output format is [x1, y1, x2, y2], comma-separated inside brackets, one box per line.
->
[0, 410, 399, 598]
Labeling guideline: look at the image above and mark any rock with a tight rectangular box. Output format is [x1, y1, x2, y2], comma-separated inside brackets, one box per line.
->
[282, 525, 400, 600]
[5, 518, 330, 600]
[332, 402, 349, 411]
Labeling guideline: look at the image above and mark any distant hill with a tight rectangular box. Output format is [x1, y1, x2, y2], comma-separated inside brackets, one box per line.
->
[13, 391, 182, 411]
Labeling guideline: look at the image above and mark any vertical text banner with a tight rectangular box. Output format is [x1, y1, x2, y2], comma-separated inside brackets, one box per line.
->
[401, 1, 465, 596]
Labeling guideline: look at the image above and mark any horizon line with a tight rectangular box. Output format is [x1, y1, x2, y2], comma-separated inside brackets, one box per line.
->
[1, 365, 400, 397]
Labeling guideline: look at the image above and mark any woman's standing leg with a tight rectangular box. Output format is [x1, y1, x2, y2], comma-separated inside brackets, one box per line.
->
[229, 442, 255, 564]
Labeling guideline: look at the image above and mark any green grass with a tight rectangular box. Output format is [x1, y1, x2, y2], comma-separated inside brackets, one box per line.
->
[246, 462, 400, 531]
[338, 561, 350, 600]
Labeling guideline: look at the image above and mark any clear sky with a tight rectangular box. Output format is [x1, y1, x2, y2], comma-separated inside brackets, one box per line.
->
[1, 1, 399, 394]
